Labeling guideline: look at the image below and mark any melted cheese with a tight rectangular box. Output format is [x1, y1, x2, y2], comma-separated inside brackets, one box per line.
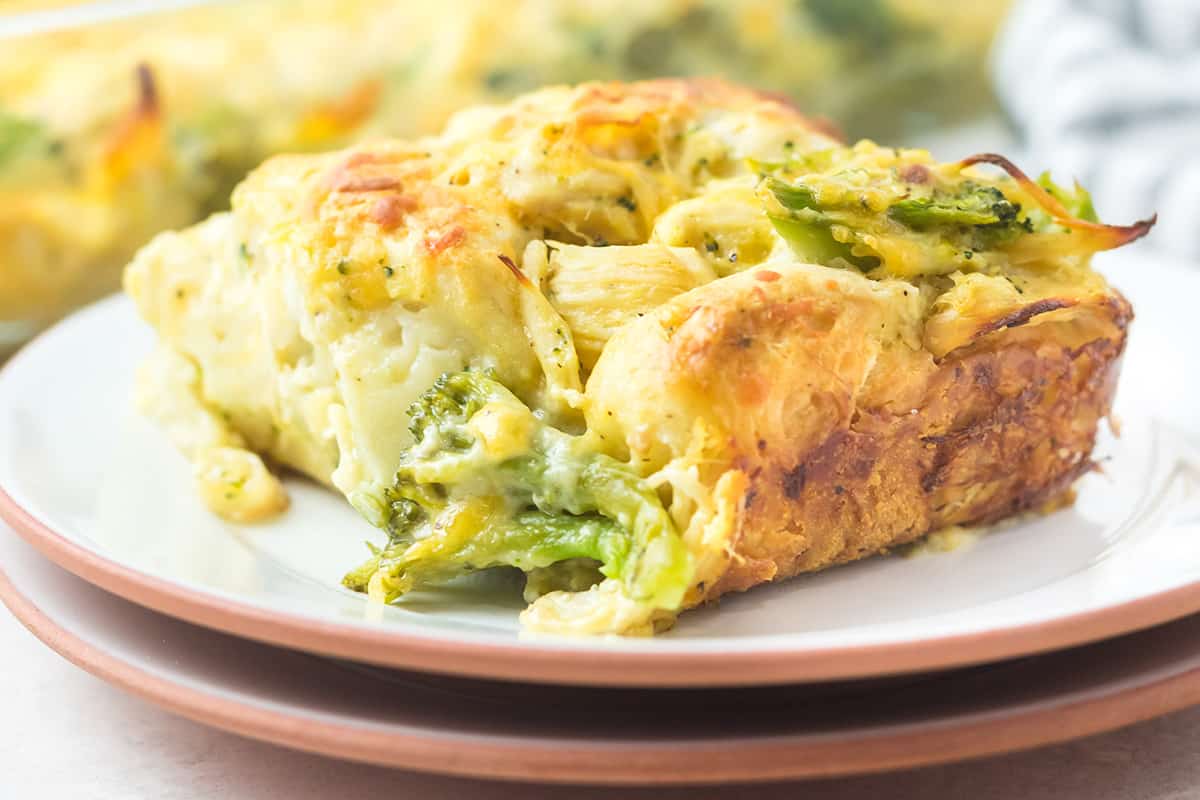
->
[127, 80, 841, 525]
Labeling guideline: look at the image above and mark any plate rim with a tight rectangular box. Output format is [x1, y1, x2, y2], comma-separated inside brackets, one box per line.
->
[4, 255, 1200, 688]
[7, 487, 1200, 687]
[6, 528, 1200, 784]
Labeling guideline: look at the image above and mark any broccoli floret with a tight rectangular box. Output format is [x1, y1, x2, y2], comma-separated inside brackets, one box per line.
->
[406, 370, 502, 451]
[1037, 171, 1099, 223]
[888, 184, 1020, 229]
[764, 176, 880, 271]
[364, 510, 628, 596]
[768, 213, 880, 272]
[344, 371, 692, 611]
[365, 369, 512, 539]
[888, 182, 1035, 252]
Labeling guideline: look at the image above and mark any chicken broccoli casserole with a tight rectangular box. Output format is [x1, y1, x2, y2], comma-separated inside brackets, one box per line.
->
[2, 0, 1006, 351]
[126, 79, 1149, 635]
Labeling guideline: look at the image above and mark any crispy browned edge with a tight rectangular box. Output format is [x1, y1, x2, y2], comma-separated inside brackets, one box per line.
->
[705, 292, 1133, 600]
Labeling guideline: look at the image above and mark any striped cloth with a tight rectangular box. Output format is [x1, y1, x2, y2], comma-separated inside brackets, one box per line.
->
[993, 0, 1200, 259]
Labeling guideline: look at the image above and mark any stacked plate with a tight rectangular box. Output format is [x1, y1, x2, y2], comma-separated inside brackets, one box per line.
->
[2, 247, 1199, 785]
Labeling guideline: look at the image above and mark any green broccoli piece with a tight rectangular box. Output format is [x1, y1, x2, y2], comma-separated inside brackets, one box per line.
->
[888, 182, 1036, 252]
[342, 541, 387, 592]
[768, 213, 879, 271]
[1037, 171, 1099, 223]
[764, 177, 880, 271]
[344, 371, 692, 611]
[803, 0, 903, 52]
[366, 511, 628, 595]
[0, 111, 50, 170]
[888, 184, 1020, 228]
[406, 370, 496, 452]
[765, 176, 821, 212]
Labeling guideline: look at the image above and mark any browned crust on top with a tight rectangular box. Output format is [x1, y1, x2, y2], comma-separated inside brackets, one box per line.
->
[705, 292, 1131, 600]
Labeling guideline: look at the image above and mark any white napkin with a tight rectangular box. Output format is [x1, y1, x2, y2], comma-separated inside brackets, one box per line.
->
[993, 0, 1200, 259]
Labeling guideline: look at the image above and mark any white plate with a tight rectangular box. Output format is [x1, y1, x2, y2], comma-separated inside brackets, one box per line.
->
[1, 245, 1198, 686]
[8, 527, 1200, 784]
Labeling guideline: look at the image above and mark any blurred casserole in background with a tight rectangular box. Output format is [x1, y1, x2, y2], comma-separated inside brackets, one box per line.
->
[0, 0, 1009, 354]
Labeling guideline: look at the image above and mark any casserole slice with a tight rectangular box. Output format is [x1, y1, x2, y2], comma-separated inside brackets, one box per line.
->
[126, 79, 1149, 634]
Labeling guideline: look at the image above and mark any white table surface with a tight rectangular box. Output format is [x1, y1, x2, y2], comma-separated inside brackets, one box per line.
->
[4, 607, 1200, 800]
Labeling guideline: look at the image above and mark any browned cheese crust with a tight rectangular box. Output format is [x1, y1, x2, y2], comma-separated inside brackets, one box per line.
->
[586, 263, 1131, 605]
[724, 305, 1128, 597]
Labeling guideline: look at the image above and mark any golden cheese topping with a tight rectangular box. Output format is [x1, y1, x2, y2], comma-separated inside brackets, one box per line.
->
[127, 77, 833, 507]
